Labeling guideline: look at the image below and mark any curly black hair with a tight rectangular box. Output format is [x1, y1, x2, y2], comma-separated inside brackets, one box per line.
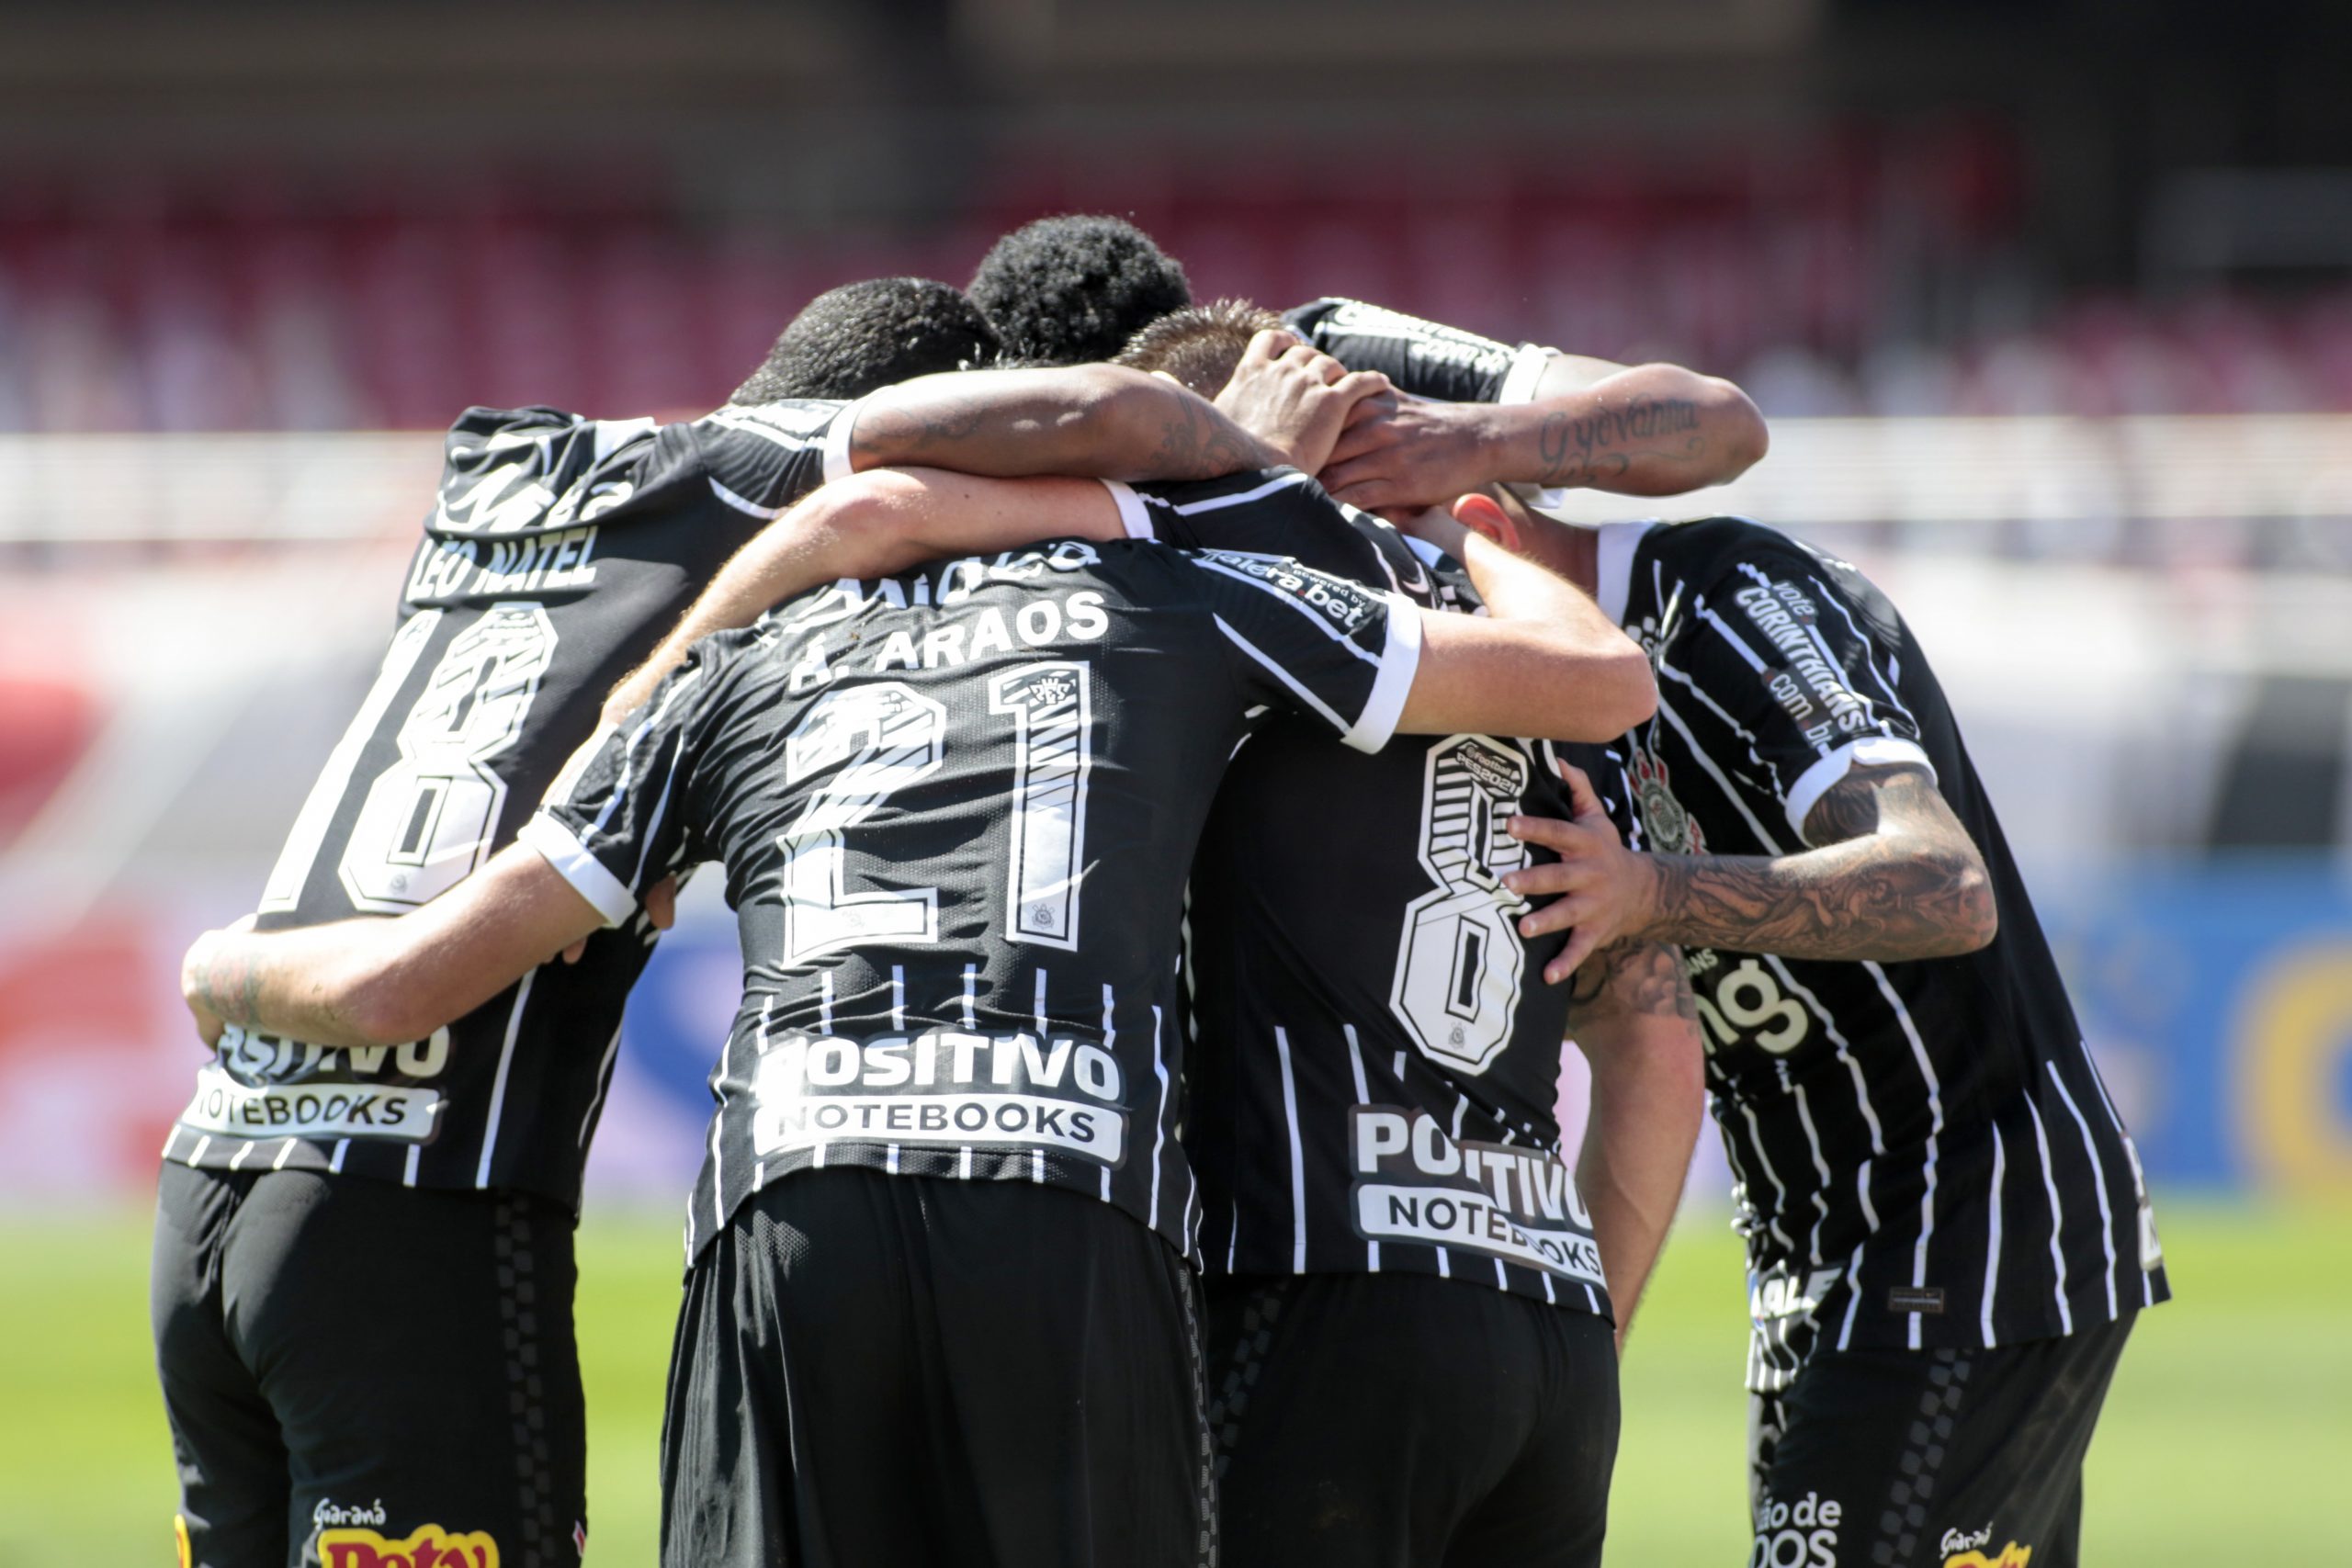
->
[730, 276, 1001, 403]
[967, 214, 1193, 367]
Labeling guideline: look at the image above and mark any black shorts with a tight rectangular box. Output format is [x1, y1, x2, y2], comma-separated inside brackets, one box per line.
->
[1747, 1314, 2136, 1568]
[1205, 1272, 1620, 1568]
[661, 1168, 1213, 1568]
[150, 1161, 585, 1568]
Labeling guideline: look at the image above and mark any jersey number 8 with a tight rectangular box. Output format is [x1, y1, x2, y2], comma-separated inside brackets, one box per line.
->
[1388, 735, 1532, 1075]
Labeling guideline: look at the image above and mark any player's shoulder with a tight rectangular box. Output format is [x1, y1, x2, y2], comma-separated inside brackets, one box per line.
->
[691, 399, 852, 453]
[1646, 516, 1902, 640]
[1127, 464, 1319, 514]
[1644, 515, 1849, 588]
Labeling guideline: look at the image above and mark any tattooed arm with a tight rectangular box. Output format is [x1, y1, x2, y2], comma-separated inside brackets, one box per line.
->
[1507, 763, 2000, 978]
[1565, 940, 1706, 1349]
[848, 364, 1283, 482]
[1317, 356, 1767, 512]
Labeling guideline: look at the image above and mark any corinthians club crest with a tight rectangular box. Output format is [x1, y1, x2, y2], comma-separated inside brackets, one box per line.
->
[1629, 745, 1703, 855]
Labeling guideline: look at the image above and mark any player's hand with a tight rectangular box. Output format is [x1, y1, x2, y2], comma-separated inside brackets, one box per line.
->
[181, 915, 257, 1049]
[1319, 398, 1504, 513]
[560, 874, 681, 964]
[1501, 761, 1661, 983]
[1215, 330, 1393, 475]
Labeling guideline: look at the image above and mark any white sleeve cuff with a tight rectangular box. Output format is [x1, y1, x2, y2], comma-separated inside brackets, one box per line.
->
[517, 813, 639, 929]
[820, 397, 865, 485]
[1785, 737, 1938, 842]
[1098, 479, 1156, 539]
[1342, 592, 1425, 753]
[1498, 344, 1556, 405]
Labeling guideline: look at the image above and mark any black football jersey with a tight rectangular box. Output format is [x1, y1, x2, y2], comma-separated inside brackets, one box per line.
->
[162, 400, 855, 1206]
[528, 514, 1424, 1260]
[1598, 516, 2169, 1388]
[1283, 298, 1554, 405]
[1142, 475, 1630, 1317]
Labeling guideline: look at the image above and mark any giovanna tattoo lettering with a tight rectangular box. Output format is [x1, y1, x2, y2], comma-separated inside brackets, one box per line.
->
[1536, 396, 1701, 487]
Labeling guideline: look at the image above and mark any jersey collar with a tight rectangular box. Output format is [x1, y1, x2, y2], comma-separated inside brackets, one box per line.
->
[1593, 521, 1655, 628]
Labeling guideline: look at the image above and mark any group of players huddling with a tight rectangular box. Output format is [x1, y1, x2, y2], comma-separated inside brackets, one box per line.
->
[166, 215, 2166, 1568]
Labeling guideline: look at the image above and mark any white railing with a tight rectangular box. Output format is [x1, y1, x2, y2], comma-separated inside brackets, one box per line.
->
[2, 416, 2350, 545]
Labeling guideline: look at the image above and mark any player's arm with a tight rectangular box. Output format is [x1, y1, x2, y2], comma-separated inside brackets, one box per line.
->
[1506, 762, 1998, 978]
[182, 850, 606, 1051]
[1564, 940, 1706, 1351]
[605, 355, 1394, 722]
[1394, 511, 1656, 743]
[848, 364, 1295, 481]
[187, 652, 715, 1050]
[1319, 356, 1767, 511]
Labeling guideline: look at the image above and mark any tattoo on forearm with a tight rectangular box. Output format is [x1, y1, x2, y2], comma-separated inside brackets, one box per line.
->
[193, 944, 266, 1032]
[1569, 941, 1698, 1023]
[1643, 772, 1994, 962]
[1153, 400, 1262, 479]
[1535, 397, 1701, 487]
[849, 398, 987, 464]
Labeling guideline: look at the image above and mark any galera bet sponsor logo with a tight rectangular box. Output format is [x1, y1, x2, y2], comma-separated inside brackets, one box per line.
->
[318, 1524, 500, 1568]
[1939, 1525, 2031, 1568]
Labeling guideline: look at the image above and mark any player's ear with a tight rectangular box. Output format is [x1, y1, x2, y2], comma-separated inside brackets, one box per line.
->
[1451, 491, 1523, 554]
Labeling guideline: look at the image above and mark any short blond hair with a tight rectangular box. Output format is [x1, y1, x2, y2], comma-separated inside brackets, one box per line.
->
[1112, 299, 1286, 397]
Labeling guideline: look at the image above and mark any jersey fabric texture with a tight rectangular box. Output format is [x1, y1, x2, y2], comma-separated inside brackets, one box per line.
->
[1205, 1271, 1618, 1568]
[1746, 1314, 2134, 1568]
[162, 399, 855, 1209]
[1145, 471, 1627, 1316]
[662, 1169, 1211, 1568]
[152, 1162, 585, 1568]
[1598, 516, 2167, 1389]
[528, 510, 1423, 1262]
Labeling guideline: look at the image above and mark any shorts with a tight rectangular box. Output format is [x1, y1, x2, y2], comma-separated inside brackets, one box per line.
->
[1205, 1272, 1620, 1568]
[150, 1160, 585, 1568]
[660, 1168, 1212, 1568]
[1747, 1314, 2136, 1568]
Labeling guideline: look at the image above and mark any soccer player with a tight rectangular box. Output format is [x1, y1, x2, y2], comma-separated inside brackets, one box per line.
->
[967, 213, 1769, 508]
[178, 431, 1657, 1567]
[148, 276, 1310, 1568]
[1456, 500, 2168, 1568]
[1122, 312, 1708, 1568]
[1148, 290, 2161, 1567]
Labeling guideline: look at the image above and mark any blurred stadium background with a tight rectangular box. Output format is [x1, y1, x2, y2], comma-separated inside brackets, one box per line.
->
[1, 0, 2347, 1562]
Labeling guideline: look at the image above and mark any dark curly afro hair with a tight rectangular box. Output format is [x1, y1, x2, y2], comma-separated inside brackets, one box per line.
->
[967, 214, 1193, 367]
[730, 276, 1000, 404]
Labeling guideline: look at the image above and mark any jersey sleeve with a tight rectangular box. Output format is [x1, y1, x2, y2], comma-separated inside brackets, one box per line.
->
[517, 648, 725, 927]
[1114, 468, 1446, 607]
[1175, 548, 1424, 754]
[1282, 298, 1554, 405]
[1679, 542, 1938, 844]
[688, 398, 859, 516]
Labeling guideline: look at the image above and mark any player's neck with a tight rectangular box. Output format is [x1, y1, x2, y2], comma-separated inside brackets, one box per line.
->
[1532, 520, 1600, 598]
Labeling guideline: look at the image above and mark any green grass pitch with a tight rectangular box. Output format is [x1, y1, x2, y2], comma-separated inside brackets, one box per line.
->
[1, 1201, 2339, 1564]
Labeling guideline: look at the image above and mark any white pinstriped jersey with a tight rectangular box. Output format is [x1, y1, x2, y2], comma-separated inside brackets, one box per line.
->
[1599, 516, 2169, 1390]
[162, 399, 854, 1207]
[1145, 478, 1627, 1318]
[528, 501, 1425, 1260]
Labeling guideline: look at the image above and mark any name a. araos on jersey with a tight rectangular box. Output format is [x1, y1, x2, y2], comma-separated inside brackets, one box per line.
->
[773, 542, 1121, 692]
